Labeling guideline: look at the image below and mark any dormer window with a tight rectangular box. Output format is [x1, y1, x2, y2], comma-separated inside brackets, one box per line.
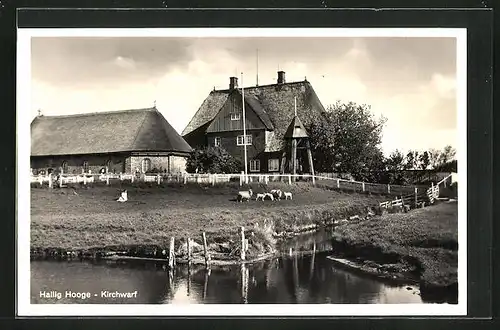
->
[230, 113, 241, 121]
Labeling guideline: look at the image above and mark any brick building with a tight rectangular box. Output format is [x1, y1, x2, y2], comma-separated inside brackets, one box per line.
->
[30, 107, 192, 175]
[182, 71, 326, 173]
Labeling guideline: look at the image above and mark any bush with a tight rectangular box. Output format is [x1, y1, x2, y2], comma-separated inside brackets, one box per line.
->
[186, 146, 242, 174]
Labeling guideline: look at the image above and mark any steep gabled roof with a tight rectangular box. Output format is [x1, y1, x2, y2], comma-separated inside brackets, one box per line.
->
[183, 79, 326, 152]
[31, 108, 192, 156]
[181, 91, 229, 136]
[239, 90, 274, 130]
[284, 116, 309, 139]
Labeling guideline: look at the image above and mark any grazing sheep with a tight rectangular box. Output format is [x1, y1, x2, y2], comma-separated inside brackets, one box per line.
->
[264, 193, 275, 201]
[237, 189, 253, 202]
[255, 193, 266, 201]
[283, 191, 293, 200]
[117, 190, 128, 202]
[270, 189, 283, 200]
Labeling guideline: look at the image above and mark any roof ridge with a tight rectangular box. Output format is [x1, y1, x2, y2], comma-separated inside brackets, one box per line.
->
[37, 107, 156, 119]
[215, 80, 309, 92]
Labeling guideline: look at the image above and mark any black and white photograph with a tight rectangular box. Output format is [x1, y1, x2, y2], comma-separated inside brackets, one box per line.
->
[17, 28, 466, 316]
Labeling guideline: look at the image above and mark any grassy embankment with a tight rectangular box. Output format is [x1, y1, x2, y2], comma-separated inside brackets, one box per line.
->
[331, 201, 458, 300]
[30, 181, 386, 260]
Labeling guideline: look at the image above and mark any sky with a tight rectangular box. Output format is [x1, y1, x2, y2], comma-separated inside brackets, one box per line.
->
[30, 35, 458, 156]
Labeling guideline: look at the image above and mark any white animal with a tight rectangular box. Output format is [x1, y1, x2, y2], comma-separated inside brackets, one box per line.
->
[117, 190, 128, 202]
[270, 189, 283, 200]
[255, 193, 266, 201]
[237, 189, 253, 202]
[264, 193, 275, 201]
[283, 191, 293, 200]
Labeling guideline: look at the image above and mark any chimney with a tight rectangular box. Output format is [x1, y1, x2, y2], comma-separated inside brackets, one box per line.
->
[229, 76, 238, 90]
[277, 71, 286, 84]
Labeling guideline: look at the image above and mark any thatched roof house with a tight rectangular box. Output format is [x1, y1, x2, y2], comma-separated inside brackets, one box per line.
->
[182, 71, 326, 173]
[31, 107, 192, 175]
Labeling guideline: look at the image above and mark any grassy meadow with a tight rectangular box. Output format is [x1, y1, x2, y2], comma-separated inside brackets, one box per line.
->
[30, 182, 386, 251]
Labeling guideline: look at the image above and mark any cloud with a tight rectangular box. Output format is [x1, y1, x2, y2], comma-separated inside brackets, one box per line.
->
[30, 36, 458, 153]
[113, 56, 136, 70]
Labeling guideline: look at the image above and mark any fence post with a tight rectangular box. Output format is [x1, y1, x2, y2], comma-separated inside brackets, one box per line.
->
[119, 173, 123, 181]
[39, 175, 43, 187]
[312, 174, 316, 186]
[83, 174, 87, 185]
[157, 174, 161, 185]
[106, 174, 110, 185]
[362, 182, 365, 192]
[183, 173, 187, 184]
[414, 187, 418, 208]
[48, 173, 53, 189]
[265, 175, 269, 185]
[337, 179, 340, 189]
[240, 227, 246, 261]
[387, 184, 391, 194]
[240, 171, 244, 186]
[169, 237, 175, 269]
[288, 174, 292, 185]
[202, 232, 210, 268]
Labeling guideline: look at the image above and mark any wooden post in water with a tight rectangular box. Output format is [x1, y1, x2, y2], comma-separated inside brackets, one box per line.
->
[187, 237, 191, 265]
[168, 237, 175, 269]
[414, 187, 418, 208]
[203, 268, 211, 301]
[240, 227, 246, 261]
[202, 232, 210, 268]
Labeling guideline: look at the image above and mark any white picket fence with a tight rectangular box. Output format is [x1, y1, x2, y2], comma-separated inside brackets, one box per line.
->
[30, 171, 424, 197]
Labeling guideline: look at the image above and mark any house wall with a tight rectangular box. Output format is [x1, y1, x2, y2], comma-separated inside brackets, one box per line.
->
[206, 91, 266, 133]
[30, 153, 128, 174]
[128, 154, 187, 174]
[31, 153, 188, 175]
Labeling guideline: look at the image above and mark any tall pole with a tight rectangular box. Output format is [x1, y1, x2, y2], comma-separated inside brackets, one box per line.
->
[241, 72, 248, 183]
[256, 49, 259, 87]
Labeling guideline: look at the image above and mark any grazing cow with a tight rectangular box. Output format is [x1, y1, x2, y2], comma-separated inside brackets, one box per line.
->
[117, 190, 128, 202]
[237, 189, 253, 202]
[283, 192, 293, 200]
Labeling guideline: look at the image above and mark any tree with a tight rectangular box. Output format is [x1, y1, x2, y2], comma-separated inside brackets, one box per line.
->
[309, 101, 387, 182]
[419, 151, 430, 170]
[385, 149, 409, 185]
[186, 146, 242, 174]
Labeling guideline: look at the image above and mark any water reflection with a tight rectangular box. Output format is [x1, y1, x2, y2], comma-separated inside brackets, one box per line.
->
[31, 253, 423, 304]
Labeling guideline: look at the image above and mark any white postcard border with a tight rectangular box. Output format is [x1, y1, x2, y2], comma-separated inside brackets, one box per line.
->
[17, 27, 467, 316]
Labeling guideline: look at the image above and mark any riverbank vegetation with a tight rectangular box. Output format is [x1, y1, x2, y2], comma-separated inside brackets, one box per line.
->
[331, 201, 458, 298]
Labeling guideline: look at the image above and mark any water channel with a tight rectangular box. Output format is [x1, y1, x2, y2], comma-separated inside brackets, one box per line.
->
[31, 230, 425, 304]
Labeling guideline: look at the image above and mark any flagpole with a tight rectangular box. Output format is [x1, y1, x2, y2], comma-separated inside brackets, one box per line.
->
[241, 72, 248, 184]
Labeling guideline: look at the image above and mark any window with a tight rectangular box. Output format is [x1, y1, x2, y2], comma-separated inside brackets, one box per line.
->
[250, 160, 260, 172]
[61, 161, 68, 173]
[214, 137, 221, 147]
[268, 159, 279, 172]
[237, 134, 252, 146]
[142, 158, 152, 173]
[230, 113, 241, 121]
[82, 161, 89, 173]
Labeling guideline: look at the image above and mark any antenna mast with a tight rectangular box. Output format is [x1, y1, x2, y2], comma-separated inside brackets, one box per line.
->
[256, 49, 259, 87]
